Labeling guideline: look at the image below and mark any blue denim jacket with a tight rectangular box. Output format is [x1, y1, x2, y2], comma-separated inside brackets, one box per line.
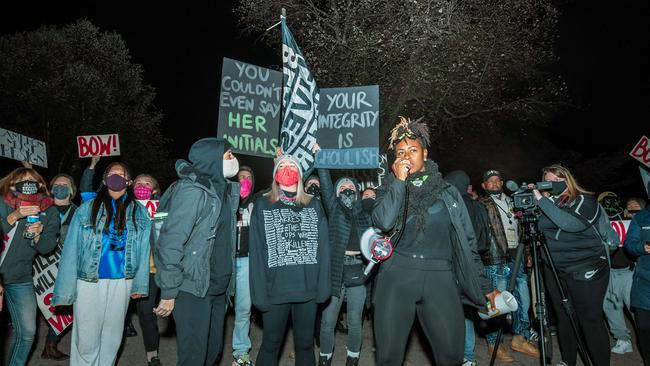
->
[53, 199, 151, 306]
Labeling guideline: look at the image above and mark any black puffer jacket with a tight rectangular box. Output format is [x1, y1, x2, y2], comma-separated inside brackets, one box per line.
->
[318, 169, 372, 296]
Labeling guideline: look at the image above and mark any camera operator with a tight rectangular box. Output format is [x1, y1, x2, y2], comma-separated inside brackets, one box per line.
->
[480, 169, 539, 362]
[532, 164, 610, 366]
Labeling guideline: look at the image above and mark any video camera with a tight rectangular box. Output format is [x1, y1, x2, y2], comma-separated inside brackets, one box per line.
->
[506, 180, 552, 211]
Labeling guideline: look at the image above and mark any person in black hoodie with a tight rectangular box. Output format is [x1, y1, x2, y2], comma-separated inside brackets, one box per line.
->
[153, 138, 240, 366]
[312, 146, 373, 366]
[249, 154, 330, 366]
[231, 165, 257, 366]
[371, 117, 496, 366]
[444, 170, 491, 366]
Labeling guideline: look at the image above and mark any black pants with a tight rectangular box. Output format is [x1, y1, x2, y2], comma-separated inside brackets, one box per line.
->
[136, 274, 160, 352]
[543, 265, 610, 366]
[173, 290, 227, 366]
[256, 300, 317, 366]
[373, 256, 464, 366]
[634, 307, 650, 366]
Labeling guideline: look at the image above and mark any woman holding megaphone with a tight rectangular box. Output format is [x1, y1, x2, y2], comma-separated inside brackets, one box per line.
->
[370, 117, 498, 366]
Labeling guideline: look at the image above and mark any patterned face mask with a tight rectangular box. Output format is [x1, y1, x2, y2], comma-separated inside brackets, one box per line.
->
[339, 189, 357, 209]
[15, 180, 39, 195]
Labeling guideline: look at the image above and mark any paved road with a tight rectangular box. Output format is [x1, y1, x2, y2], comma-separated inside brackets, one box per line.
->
[2, 310, 643, 365]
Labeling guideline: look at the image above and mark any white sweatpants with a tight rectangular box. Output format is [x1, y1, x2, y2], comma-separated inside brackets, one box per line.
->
[70, 279, 132, 366]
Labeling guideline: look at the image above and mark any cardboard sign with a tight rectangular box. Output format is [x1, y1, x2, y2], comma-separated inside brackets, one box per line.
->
[630, 135, 650, 168]
[33, 244, 73, 335]
[138, 200, 160, 220]
[640, 167, 650, 197]
[315, 86, 379, 169]
[611, 220, 630, 247]
[0, 128, 48, 168]
[77, 134, 120, 157]
[218, 58, 282, 158]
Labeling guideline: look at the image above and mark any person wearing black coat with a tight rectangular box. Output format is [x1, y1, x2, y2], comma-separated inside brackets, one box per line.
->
[371, 118, 496, 366]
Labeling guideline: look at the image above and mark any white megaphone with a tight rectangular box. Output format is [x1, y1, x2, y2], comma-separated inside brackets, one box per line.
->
[360, 227, 394, 276]
[477, 290, 519, 320]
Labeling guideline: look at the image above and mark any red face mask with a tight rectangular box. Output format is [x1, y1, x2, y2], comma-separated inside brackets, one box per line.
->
[275, 167, 300, 187]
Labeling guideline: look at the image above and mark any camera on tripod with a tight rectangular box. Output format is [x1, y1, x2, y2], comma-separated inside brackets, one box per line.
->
[506, 181, 552, 211]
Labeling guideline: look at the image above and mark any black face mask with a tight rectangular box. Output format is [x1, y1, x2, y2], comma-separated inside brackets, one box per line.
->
[550, 181, 567, 196]
[487, 189, 502, 196]
[306, 184, 321, 196]
[362, 198, 375, 213]
[15, 180, 39, 195]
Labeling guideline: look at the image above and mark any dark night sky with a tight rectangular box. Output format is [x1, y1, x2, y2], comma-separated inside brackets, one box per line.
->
[1, 1, 648, 197]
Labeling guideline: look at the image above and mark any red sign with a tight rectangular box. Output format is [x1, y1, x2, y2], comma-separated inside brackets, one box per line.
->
[611, 220, 631, 247]
[77, 134, 120, 158]
[138, 200, 159, 220]
[630, 136, 650, 168]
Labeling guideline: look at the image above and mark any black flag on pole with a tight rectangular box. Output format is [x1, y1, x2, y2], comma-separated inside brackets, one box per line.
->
[280, 16, 319, 175]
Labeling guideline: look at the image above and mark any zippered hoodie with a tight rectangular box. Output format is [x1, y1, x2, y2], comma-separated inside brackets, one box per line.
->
[154, 138, 239, 299]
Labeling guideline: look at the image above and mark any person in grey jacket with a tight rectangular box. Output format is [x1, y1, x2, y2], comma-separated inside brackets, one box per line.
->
[153, 138, 240, 366]
[371, 117, 496, 366]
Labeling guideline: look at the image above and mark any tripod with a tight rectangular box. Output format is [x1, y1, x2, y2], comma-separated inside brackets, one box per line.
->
[489, 209, 593, 366]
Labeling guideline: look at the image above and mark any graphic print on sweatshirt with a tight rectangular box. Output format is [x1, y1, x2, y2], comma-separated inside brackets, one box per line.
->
[263, 207, 319, 267]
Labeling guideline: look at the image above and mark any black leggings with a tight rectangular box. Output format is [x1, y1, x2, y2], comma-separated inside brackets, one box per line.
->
[135, 274, 160, 352]
[373, 256, 464, 366]
[256, 300, 317, 366]
[634, 307, 650, 366]
[543, 265, 610, 366]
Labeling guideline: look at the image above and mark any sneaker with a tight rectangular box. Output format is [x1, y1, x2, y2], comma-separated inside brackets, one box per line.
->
[233, 353, 254, 366]
[462, 359, 478, 366]
[611, 339, 633, 354]
[148, 357, 162, 366]
[318, 355, 332, 366]
[528, 329, 539, 342]
[345, 356, 359, 366]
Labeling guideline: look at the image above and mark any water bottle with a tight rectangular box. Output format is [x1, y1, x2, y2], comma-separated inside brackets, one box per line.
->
[23, 214, 40, 239]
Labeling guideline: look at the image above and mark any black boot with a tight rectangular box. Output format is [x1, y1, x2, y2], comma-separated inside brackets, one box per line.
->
[346, 356, 359, 366]
[41, 341, 70, 361]
[318, 355, 332, 366]
[125, 320, 138, 337]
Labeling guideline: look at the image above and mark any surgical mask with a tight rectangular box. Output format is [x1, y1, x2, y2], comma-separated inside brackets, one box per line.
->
[15, 180, 39, 195]
[275, 167, 300, 187]
[550, 181, 567, 196]
[223, 158, 239, 179]
[105, 174, 128, 192]
[362, 198, 375, 213]
[240, 179, 253, 199]
[51, 185, 71, 200]
[339, 189, 357, 209]
[133, 184, 153, 200]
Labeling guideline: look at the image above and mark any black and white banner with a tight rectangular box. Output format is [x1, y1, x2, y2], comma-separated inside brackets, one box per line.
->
[280, 17, 319, 175]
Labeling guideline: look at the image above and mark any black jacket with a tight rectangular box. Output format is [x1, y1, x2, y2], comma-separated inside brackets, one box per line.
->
[318, 169, 372, 295]
[372, 165, 490, 308]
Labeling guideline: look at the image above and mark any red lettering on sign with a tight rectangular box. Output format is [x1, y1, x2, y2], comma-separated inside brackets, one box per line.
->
[631, 136, 650, 164]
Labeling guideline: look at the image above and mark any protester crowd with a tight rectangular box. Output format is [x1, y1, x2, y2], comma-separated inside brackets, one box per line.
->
[1, 117, 649, 366]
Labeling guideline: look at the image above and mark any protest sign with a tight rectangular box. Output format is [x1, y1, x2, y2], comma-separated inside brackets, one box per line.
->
[77, 134, 120, 157]
[315, 85, 379, 169]
[138, 200, 160, 219]
[611, 220, 630, 247]
[218, 58, 281, 158]
[33, 243, 72, 335]
[640, 167, 650, 197]
[340, 153, 387, 191]
[0, 128, 48, 168]
[630, 135, 650, 168]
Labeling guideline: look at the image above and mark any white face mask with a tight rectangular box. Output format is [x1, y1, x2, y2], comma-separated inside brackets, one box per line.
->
[223, 157, 239, 179]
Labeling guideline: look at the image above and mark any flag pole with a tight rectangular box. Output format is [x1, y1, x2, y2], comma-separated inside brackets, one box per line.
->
[265, 8, 286, 32]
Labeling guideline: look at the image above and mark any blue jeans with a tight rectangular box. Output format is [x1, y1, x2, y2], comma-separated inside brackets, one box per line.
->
[464, 317, 476, 361]
[232, 256, 252, 357]
[319, 283, 366, 355]
[485, 262, 533, 345]
[4, 282, 38, 366]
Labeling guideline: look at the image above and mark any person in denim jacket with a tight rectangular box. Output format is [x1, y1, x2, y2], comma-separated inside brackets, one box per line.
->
[53, 162, 151, 366]
[625, 197, 650, 365]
